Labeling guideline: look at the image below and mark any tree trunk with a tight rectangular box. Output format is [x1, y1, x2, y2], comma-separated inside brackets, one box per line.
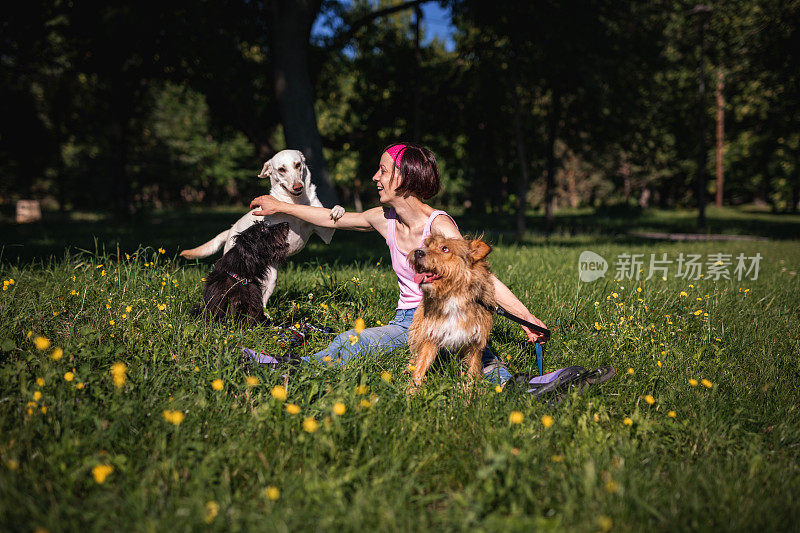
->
[696, 17, 708, 231]
[715, 67, 724, 208]
[110, 75, 133, 215]
[269, 0, 339, 207]
[544, 86, 561, 234]
[511, 82, 530, 237]
[412, 5, 422, 142]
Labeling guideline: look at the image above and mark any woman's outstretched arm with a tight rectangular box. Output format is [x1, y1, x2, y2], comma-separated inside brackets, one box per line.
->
[250, 195, 377, 231]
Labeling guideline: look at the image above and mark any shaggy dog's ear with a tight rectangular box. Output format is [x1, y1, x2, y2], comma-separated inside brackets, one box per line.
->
[469, 240, 491, 262]
[298, 151, 306, 164]
[258, 157, 274, 179]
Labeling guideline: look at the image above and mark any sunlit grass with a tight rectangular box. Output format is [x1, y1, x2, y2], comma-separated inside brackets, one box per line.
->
[1, 236, 799, 530]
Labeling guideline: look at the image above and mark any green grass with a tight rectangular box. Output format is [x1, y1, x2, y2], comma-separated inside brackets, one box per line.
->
[1, 210, 800, 531]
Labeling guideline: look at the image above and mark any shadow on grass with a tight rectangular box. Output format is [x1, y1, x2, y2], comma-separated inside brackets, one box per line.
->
[2, 204, 798, 266]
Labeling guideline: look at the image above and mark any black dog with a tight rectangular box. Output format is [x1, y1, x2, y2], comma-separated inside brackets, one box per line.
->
[200, 221, 290, 323]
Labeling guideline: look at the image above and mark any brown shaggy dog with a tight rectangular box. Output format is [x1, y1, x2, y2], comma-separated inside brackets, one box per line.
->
[407, 235, 495, 394]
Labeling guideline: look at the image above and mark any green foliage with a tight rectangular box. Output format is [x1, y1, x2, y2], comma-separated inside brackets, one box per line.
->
[135, 82, 256, 205]
[0, 1, 797, 213]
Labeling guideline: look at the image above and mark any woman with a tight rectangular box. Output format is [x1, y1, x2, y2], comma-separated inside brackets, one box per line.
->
[246, 143, 547, 385]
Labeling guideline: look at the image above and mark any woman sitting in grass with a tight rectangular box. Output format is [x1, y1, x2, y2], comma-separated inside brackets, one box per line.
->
[244, 142, 547, 385]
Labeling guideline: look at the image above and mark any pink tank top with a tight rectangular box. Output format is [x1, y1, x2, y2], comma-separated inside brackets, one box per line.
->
[386, 208, 458, 309]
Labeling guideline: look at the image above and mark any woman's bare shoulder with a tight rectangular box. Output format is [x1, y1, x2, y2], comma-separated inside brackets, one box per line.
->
[430, 211, 462, 239]
[363, 207, 390, 235]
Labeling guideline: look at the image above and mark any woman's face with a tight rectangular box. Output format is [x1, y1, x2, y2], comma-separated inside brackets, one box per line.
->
[372, 151, 401, 203]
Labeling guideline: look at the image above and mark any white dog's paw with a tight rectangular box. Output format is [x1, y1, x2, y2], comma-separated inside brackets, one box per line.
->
[330, 205, 345, 222]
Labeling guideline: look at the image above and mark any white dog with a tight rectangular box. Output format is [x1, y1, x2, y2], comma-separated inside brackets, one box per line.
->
[180, 149, 344, 309]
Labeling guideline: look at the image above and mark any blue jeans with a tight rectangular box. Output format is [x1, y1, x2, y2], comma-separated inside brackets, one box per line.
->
[306, 307, 512, 384]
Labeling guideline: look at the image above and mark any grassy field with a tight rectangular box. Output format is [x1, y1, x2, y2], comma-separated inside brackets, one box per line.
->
[1, 207, 799, 531]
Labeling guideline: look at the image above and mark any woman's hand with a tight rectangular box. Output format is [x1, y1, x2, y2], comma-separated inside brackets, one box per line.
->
[519, 313, 548, 344]
[250, 195, 285, 216]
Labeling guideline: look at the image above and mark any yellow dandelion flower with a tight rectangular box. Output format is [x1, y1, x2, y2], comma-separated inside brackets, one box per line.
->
[157, 304, 166, 311]
[211, 379, 224, 391]
[302, 417, 319, 433]
[76, 382, 84, 390]
[265, 486, 280, 500]
[36, 377, 45, 386]
[552, 454, 564, 462]
[688, 378, 698, 386]
[6, 459, 19, 471]
[71, 290, 78, 296]
[354, 318, 366, 333]
[125, 306, 132, 313]
[110, 362, 127, 388]
[541, 414, 554, 428]
[34, 337, 51, 351]
[623, 417, 633, 426]
[495, 385, 503, 393]
[627, 367, 634, 375]
[605, 480, 619, 493]
[245, 376, 260, 387]
[701, 378, 713, 388]
[158, 247, 165, 254]
[162, 410, 185, 425]
[657, 360, 662, 367]
[270, 385, 287, 400]
[40, 406, 47, 414]
[348, 334, 358, 346]
[693, 309, 703, 316]
[109, 320, 115, 325]
[358, 399, 372, 409]
[204, 501, 219, 523]
[355, 384, 368, 395]
[92, 464, 114, 484]
[509, 411, 524, 424]
[64, 372, 74, 382]
[594, 322, 602, 330]
[333, 402, 346, 415]
[680, 291, 687, 296]
[380, 371, 392, 383]
[644, 394, 655, 405]
[285, 404, 301, 415]
[611, 292, 618, 298]
[593, 413, 600, 422]
[668, 410, 677, 418]
[33, 391, 42, 401]
[407, 364, 416, 372]
[322, 355, 332, 362]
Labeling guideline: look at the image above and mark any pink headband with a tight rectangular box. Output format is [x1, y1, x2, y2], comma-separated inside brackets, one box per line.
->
[385, 144, 407, 168]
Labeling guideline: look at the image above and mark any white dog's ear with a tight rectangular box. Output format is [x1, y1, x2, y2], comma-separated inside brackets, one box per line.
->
[258, 157, 274, 179]
[299, 151, 306, 163]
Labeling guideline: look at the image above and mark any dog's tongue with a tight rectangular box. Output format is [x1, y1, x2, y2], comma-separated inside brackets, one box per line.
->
[413, 272, 428, 285]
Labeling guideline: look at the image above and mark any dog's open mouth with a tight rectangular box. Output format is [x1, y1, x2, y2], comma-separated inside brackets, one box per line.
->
[413, 272, 441, 285]
[282, 183, 304, 196]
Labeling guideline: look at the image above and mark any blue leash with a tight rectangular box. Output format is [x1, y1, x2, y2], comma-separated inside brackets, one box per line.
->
[495, 306, 550, 376]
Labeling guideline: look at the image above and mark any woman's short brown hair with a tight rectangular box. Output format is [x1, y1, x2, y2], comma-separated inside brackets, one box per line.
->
[384, 142, 440, 200]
